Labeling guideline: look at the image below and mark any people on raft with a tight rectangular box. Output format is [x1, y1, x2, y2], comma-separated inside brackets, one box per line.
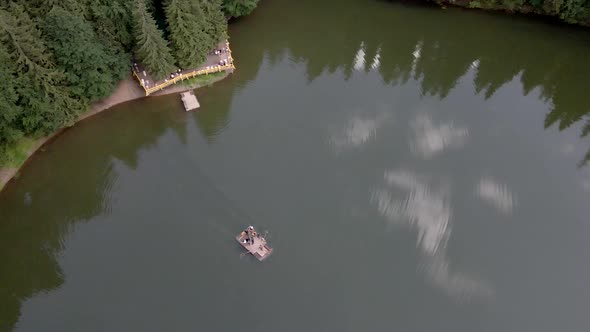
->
[241, 226, 263, 246]
[240, 226, 252, 245]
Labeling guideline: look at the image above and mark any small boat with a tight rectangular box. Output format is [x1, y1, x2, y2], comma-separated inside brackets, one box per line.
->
[236, 226, 273, 261]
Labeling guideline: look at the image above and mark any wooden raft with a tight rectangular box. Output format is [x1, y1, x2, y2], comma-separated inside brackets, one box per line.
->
[236, 227, 273, 261]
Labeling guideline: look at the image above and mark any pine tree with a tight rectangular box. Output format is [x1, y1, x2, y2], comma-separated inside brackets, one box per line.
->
[89, 0, 135, 52]
[221, 0, 259, 18]
[23, 0, 88, 20]
[132, 0, 176, 80]
[42, 7, 127, 102]
[0, 44, 23, 151]
[0, 5, 56, 78]
[201, 0, 228, 50]
[0, 4, 83, 135]
[164, 0, 211, 68]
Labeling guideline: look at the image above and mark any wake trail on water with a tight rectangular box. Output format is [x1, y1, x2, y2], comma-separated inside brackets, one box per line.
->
[173, 153, 269, 241]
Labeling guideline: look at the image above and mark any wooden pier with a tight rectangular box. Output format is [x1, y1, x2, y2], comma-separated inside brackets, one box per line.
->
[180, 91, 199, 111]
[132, 40, 235, 96]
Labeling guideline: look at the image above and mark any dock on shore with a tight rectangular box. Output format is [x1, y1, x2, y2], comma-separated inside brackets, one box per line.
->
[132, 40, 235, 96]
[180, 91, 200, 111]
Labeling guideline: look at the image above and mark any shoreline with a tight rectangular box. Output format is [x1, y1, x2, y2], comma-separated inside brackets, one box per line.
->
[431, 0, 590, 27]
[0, 71, 229, 193]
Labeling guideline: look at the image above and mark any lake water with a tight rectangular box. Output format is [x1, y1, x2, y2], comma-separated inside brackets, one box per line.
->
[2, 0, 590, 331]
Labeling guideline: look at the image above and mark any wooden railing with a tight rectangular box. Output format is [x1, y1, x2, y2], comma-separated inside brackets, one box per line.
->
[134, 64, 235, 96]
[133, 42, 236, 96]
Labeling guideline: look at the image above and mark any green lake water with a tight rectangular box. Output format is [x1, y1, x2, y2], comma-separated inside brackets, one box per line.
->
[2, 0, 590, 331]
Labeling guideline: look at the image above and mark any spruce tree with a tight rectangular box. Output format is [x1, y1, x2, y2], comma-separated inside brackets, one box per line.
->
[0, 4, 83, 135]
[89, 0, 134, 52]
[42, 7, 127, 102]
[165, 0, 211, 68]
[23, 0, 88, 20]
[0, 44, 23, 153]
[221, 0, 259, 18]
[0, 5, 56, 78]
[132, 0, 176, 80]
[201, 0, 228, 50]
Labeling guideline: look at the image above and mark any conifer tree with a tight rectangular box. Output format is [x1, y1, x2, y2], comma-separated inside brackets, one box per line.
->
[43, 7, 127, 102]
[0, 45, 23, 150]
[201, 0, 228, 50]
[132, 0, 176, 80]
[23, 0, 87, 19]
[89, 0, 134, 52]
[164, 0, 211, 68]
[221, 0, 259, 18]
[0, 4, 83, 134]
[0, 5, 57, 79]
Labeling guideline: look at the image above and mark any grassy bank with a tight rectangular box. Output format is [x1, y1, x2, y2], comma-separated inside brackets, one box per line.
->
[180, 71, 227, 87]
[0, 137, 35, 168]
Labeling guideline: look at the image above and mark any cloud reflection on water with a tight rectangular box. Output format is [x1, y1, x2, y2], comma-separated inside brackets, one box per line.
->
[330, 113, 391, 152]
[373, 169, 493, 302]
[422, 253, 494, 302]
[373, 169, 450, 255]
[370, 47, 381, 71]
[477, 177, 516, 214]
[353, 42, 366, 71]
[410, 114, 469, 159]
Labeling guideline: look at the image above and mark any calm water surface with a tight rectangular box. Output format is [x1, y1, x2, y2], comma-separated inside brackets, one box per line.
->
[2, 0, 590, 331]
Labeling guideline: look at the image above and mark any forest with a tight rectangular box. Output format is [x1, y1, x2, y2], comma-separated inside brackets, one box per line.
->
[0, 0, 259, 166]
[431, 0, 590, 25]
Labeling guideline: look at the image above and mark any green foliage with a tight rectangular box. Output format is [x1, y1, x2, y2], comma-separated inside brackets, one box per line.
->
[0, 5, 57, 77]
[0, 137, 33, 167]
[22, 0, 88, 19]
[0, 4, 83, 136]
[165, 0, 227, 68]
[88, 0, 135, 52]
[132, 0, 176, 79]
[42, 7, 128, 103]
[0, 44, 23, 148]
[202, 0, 228, 46]
[542, 0, 590, 22]
[180, 71, 226, 87]
[464, 0, 590, 23]
[165, 0, 212, 68]
[469, 1, 483, 8]
[559, 0, 588, 22]
[222, 0, 260, 18]
[501, 0, 525, 10]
